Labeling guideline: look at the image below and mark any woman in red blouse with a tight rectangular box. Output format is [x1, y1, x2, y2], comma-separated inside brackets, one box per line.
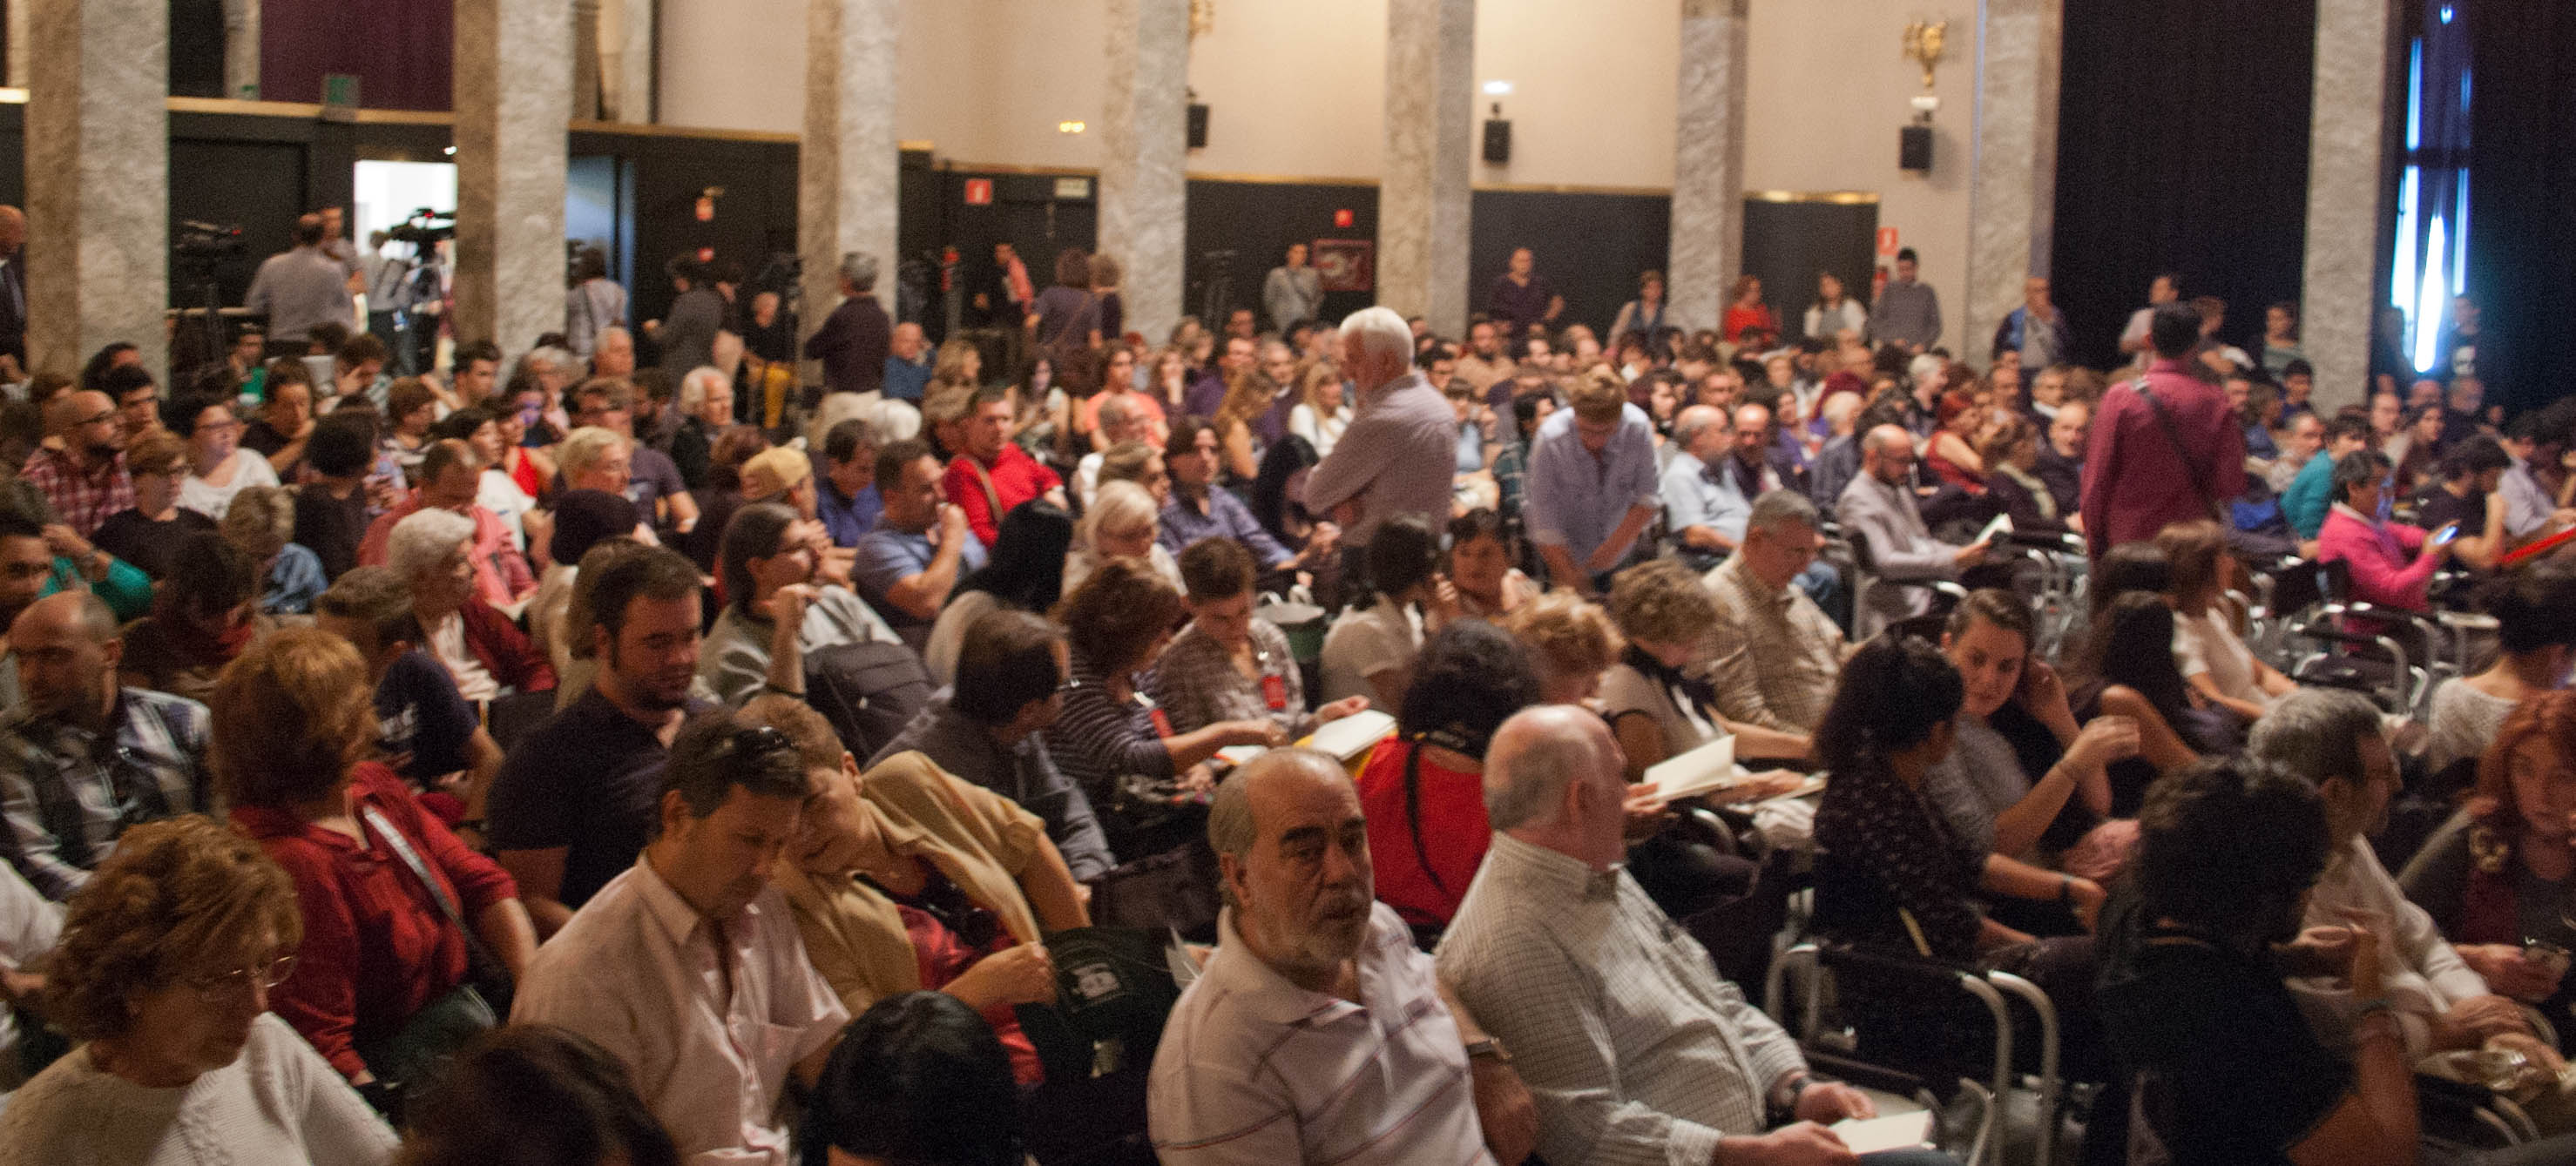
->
[217, 627, 538, 1090]
[1354, 620, 1540, 944]
[1719, 274, 1778, 346]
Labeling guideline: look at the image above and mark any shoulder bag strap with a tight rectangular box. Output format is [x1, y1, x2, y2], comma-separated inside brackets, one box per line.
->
[2133, 380, 2222, 519]
[360, 804, 468, 930]
[963, 454, 1005, 519]
[1402, 742, 1451, 899]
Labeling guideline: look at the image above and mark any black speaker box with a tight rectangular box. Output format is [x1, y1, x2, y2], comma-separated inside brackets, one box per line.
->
[1483, 119, 1511, 165]
[1899, 125, 1933, 172]
[1187, 104, 1208, 150]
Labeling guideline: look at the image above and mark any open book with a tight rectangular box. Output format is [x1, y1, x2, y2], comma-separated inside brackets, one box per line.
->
[1216, 709, 1400, 768]
[1832, 1110, 1935, 1154]
[1646, 736, 1741, 800]
[1975, 509, 2014, 547]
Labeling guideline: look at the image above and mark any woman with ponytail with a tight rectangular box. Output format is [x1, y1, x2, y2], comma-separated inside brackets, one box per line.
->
[1353, 619, 1540, 945]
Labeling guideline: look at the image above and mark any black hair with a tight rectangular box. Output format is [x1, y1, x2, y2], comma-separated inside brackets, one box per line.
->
[1896, 247, 1919, 264]
[2481, 562, 2576, 656]
[2331, 448, 2392, 496]
[2093, 542, 2172, 601]
[1447, 508, 1508, 553]
[1811, 634, 1964, 774]
[455, 339, 504, 370]
[718, 502, 800, 617]
[661, 709, 814, 823]
[159, 391, 232, 439]
[1249, 435, 1319, 549]
[305, 410, 376, 478]
[1398, 619, 1539, 756]
[2148, 302, 2203, 360]
[432, 406, 498, 444]
[801, 992, 1025, 1166]
[2439, 435, 2511, 481]
[1368, 516, 1439, 601]
[402, 1024, 680, 1166]
[2282, 358, 2314, 381]
[955, 501, 1074, 613]
[873, 438, 935, 495]
[585, 545, 702, 642]
[99, 362, 157, 401]
[2324, 413, 2374, 445]
[0, 511, 44, 546]
[950, 610, 1066, 725]
[165, 532, 258, 622]
[825, 417, 877, 467]
[2136, 758, 2331, 950]
[2076, 591, 2195, 728]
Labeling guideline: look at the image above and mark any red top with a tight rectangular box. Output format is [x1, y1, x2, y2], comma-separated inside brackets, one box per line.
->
[234, 762, 519, 1080]
[1721, 304, 1778, 344]
[893, 900, 1044, 1086]
[2079, 360, 2248, 560]
[1355, 741, 1491, 928]
[943, 443, 1063, 548]
[2317, 505, 2437, 614]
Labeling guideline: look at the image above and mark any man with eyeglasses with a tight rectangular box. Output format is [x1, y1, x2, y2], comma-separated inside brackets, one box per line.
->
[0, 590, 213, 900]
[512, 710, 847, 1166]
[22, 388, 132, 539]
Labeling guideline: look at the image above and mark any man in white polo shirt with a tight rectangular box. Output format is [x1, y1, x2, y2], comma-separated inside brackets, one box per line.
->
[1148, 749, 1536, 1165]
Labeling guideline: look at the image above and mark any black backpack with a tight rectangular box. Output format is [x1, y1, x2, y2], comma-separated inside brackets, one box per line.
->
[802, 641, 934, 760]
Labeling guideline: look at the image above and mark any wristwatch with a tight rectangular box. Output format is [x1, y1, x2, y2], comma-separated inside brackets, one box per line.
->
[1463, 1036, 1511, 1065]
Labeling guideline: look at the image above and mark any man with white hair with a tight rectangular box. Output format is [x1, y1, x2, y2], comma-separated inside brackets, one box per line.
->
[1149, 748, 1536, 1165]
[1437, 706, 1955, 1166]
[2253, 688, 2564, 1068]
[1302, 307, 1458, 568]
[670, 366, 734, 489]
[804, 251, 891, 398]
[883, 320, 933, 403]
[590, 326, 636, 379]
[1838, 423, 1985, 637]
[357, 438, 537, 611]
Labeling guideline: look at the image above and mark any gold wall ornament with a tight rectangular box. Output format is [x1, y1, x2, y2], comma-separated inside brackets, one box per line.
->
[1190, 0, 1214, 40]
[1901, 19, 1949, 91]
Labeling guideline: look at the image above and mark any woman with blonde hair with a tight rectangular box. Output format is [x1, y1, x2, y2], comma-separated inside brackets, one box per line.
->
[1208, 361, 1271, 484]
[1504, 588, 1622, 705]
[1599, 558, 1811, 783]
[218, 628, 537, 1093]
[1062, 480, 1181, 596]
[1286, 358, 1352, 458]
[0, 815, 397, 1162]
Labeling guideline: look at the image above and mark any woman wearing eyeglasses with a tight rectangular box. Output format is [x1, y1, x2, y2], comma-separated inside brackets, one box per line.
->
[0, 815, 397, 1163]
[214, 628, 538, 1098]
[741, 695, 1091, 1091]
[168, 392, 279, 523]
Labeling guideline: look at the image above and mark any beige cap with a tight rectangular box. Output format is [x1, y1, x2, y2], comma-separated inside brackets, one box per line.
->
[740, 447, 812, 502]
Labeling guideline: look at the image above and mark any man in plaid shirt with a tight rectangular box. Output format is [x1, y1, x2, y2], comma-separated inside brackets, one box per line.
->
[22, 389, 132, 538]
[0, 592, 213, 900]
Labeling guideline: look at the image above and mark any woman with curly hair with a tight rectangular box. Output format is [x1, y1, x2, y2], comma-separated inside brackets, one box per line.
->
[0, 815, 397, 1162]
[1597, 558, 1809, 784]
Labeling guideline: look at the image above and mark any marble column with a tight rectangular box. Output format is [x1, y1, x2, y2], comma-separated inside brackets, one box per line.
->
[1379, 0, 1475, 337]
[1667, 0, 1748, 334]
[2302, 0, 2394, 410]
[25, 0, 167, 383]
[1965, 0, 2062, 363]
[453, 0, 571, 357]
[572, 0, 600, 119]
[1099, 0, 1189, 346]
[221, 0, 259, 98]
[799, 0, 898, 368]
[7, 2, 28, 89]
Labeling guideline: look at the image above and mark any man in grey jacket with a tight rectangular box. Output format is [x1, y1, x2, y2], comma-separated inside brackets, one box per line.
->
[1837, 423, 1986, 636]
[1263, 242, 1323, 332]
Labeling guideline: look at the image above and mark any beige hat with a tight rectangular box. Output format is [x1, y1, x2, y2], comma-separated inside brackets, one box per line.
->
[740, 447, 813, 502]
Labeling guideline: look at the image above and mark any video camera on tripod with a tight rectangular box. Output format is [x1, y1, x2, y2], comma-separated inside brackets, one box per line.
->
[387, 207, 456, 246]
[174, 219, 246, 259]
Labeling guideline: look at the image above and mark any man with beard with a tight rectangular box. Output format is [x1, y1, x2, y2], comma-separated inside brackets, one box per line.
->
[510, 707, 847, 1166]
[1438, 706, 1953, 1166]
[487, 546, 713, 934]
[23, 389, 133, 538]
[0, 590, 213, 900]
[1149, 748, 1538, 1166]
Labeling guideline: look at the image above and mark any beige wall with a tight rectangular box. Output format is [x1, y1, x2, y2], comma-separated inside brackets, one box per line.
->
[1743, 0, 1974, 355]
[656, 0, 1981, 352]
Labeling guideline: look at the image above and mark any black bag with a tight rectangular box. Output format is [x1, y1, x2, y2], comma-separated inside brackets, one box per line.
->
[1086, 839, 1224, 942]
[804, 641, 935, 760]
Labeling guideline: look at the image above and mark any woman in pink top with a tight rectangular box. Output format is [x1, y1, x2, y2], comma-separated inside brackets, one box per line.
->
[2316, 448, 2453, 613]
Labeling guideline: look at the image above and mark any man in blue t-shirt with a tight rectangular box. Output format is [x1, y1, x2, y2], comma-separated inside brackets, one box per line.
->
[852, 439, 984, 655]
[312, 567, 501, 806]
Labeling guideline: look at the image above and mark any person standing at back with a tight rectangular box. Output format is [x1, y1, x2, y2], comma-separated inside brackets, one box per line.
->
[2080, 302, 2246, 562]
[245, 213, 356, 361]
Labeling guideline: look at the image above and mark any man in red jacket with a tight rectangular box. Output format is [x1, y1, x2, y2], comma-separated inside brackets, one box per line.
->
[2081, 303, 2246, 560]
[943, 388, 1066, 548]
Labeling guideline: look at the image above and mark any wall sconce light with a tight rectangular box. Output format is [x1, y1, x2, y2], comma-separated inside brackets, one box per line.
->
[1058, 120, 1087, 135]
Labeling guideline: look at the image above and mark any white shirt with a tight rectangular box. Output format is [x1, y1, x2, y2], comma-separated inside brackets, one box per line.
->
[1149, 904, 1494, 1166]
[2291, 836, 2491, 1062]
[0, 1014, 396, 1166]
[0, 859, 62, 1092]
[424, 610, 498, 703]
[512, 854, 849, 1166]
[1288, 401, 1353, 460]
[477, 468, 535, 550]
[1319, 594, 1424, 706]
[2171, 607, 2267, 711]
[175, 449, 281, 522]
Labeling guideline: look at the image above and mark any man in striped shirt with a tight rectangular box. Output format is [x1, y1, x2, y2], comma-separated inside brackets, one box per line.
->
[1437, 706, 1958, 1166]
[1148, 749, 1536, 1165]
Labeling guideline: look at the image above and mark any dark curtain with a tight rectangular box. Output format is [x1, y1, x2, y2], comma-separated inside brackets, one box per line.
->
[2051, 0, 2318, 371]
[2464, 0, 2576, 415]
[260, 0, 453, 111]
[171, 0, 226, 98]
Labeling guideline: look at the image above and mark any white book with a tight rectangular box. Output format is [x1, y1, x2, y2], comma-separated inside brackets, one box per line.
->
[1645, 735, 1741, 801]
[1306, 709, 1397, 761]
[1975, 510, 2014, 547]
[1832, 1110, 1935, 1155]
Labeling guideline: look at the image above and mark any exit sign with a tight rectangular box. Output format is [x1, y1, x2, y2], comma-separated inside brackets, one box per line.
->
[963, 179, 993, 206]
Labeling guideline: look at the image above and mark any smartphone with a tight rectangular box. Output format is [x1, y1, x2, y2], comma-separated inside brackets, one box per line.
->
[2430, 522, 2463, 547]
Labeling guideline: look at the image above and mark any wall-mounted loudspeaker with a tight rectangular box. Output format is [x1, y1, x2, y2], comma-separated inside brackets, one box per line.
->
[1899, 125, 1933, 172]
[1484, 119, 1511, 165]
[1187, 104, 1208, 150]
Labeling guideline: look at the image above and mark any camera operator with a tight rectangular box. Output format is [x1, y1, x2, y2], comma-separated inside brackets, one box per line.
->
[245, 213, 355, 361]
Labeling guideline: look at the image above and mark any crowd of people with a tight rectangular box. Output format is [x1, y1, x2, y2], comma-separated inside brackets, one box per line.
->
[0, 212, 2572, 1166]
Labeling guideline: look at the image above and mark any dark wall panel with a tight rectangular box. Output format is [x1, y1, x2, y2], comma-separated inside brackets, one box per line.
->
[1469, 190, 1669, 341]
[566, 131, 799, 348]
[2052, 0, 2317, 371]
[172, 0, 227, 98]
[170, 138, 308, 307]
[1184, 179, 1379, 333]
[2464, 0, 2576, 414]
[1741, 199, 1878, 344]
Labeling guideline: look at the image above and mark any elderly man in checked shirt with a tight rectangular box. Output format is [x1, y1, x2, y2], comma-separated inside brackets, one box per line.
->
[1437, 706, 1961, 1166]
[1149, 748, 1538, 1165]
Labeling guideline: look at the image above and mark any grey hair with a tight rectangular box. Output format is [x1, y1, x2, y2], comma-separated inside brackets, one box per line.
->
[1670, 405, 1723, 448]
[386, 507, 477, 582]
[1207, 748, 1347, 904]
[1484, 705, 1609, 831]
[1338, 307, 1414, 375]
[1085, 480, 1158, 546]
[1746, 489, 1820, 536]
[1098, 394, 1134, 428]
[677, 366, 727, 414]
[556, 425, 627, 482]
[841, 252, 879, 292]
[525, 346, 575, 375]
[2247, 687, 2385, 791]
